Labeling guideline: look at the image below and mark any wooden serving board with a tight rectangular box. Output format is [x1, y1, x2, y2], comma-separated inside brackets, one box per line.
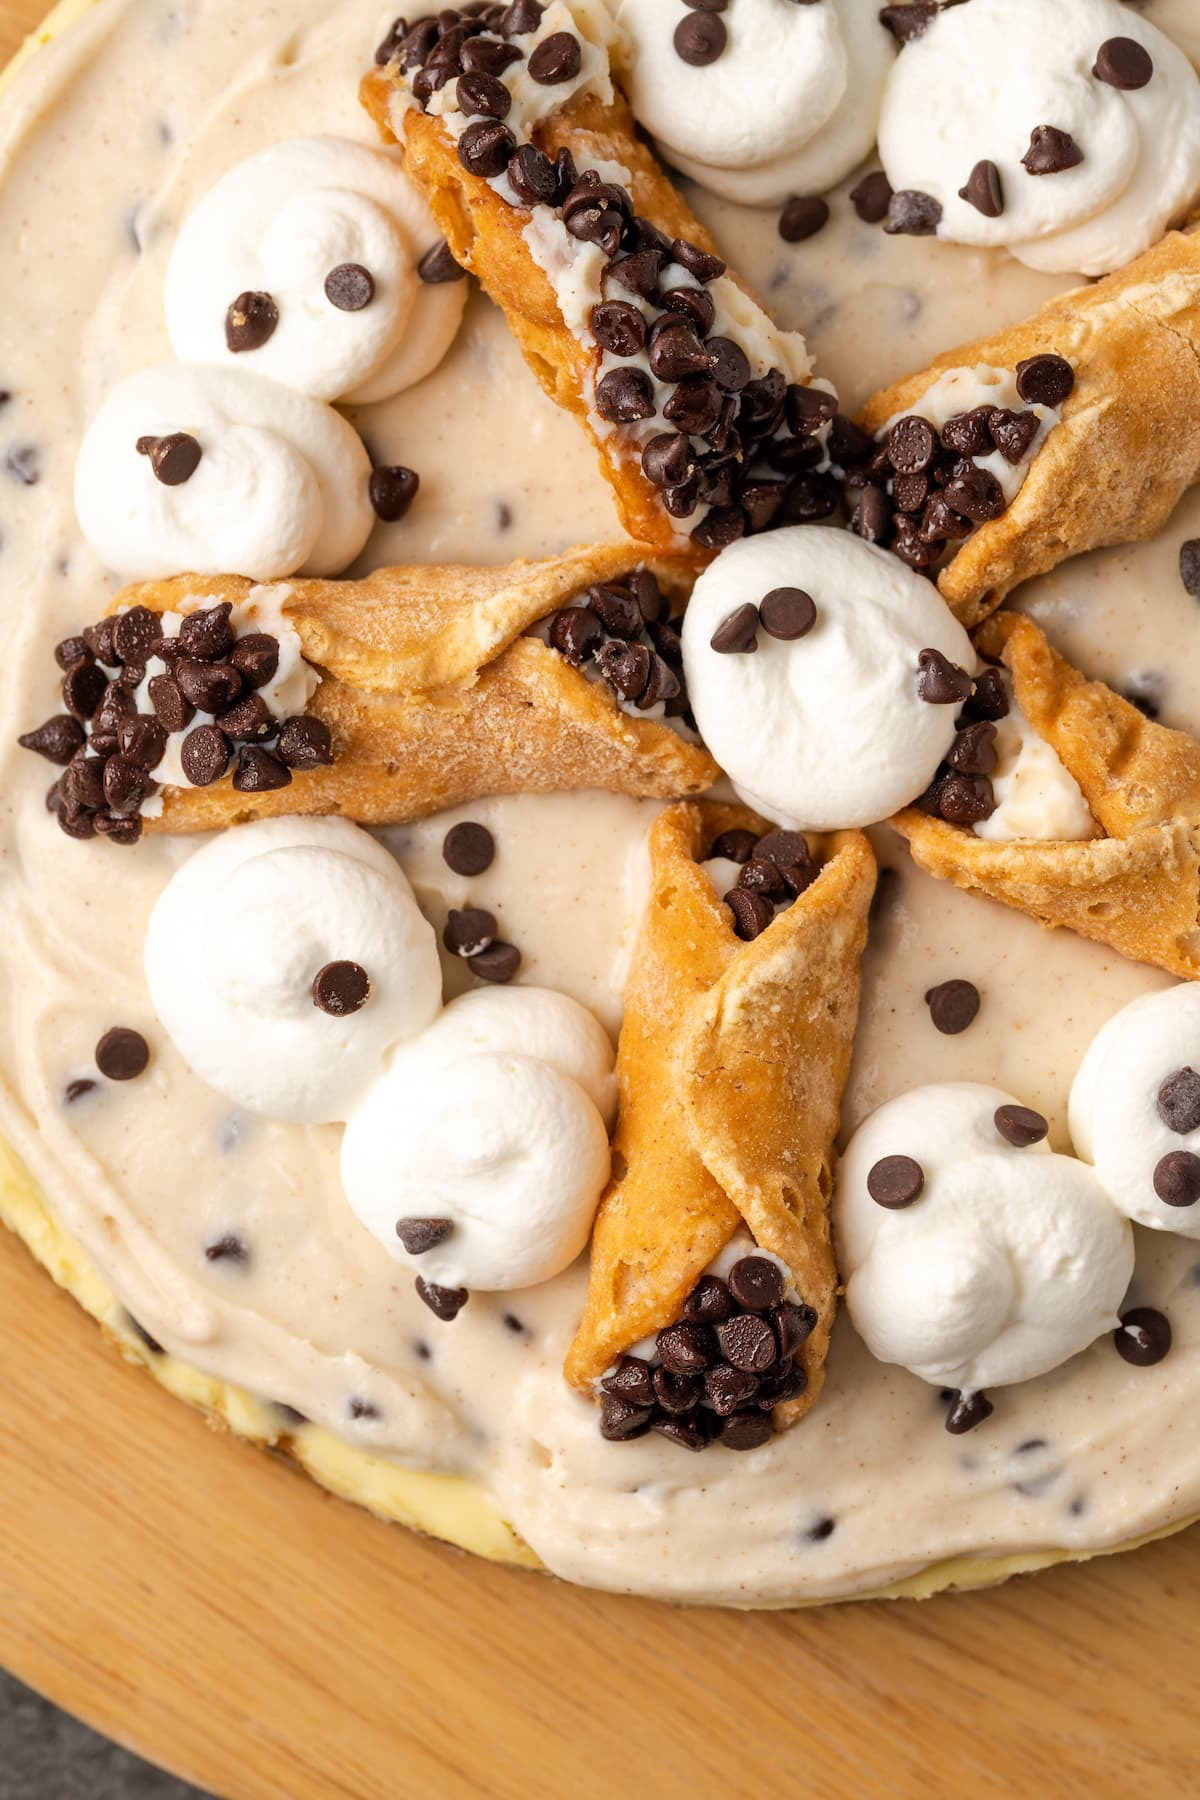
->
[4, 4, 1200, 1793]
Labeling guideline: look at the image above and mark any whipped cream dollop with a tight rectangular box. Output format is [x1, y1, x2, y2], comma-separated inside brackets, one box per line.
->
[164, 137, 465, 405]
[74, 363, 374, 582]
[341, 987, 615, 1291]
[974, 691, 1098, 843]
[878, 0, 1200, 276]
[836, 1083, 1134, 1393]
[680, 525, 976, 831]
[145, 819, 442, 1124]
[614, 0, 895, 205]
[1070, 984, 1200, 1238]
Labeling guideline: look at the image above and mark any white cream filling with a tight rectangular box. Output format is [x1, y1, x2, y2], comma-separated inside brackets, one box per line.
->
[973, 694, 1099, 844]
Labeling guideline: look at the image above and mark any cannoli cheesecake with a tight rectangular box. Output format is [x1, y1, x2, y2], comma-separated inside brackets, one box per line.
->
[5, 0, 1200, 1608]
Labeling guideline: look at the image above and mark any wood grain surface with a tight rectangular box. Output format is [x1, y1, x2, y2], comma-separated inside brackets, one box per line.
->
[3, 4, 1200, 1795]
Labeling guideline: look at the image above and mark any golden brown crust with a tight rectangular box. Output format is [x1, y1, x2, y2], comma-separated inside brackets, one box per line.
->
[892, 612, 1200, 979]
[107, 550, 718, 831]
[565, 803, 876, 1428]
[860, 230, 1200, 627]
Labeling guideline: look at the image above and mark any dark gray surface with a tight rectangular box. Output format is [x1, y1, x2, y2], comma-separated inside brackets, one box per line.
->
[0, 1669, 212, 1799]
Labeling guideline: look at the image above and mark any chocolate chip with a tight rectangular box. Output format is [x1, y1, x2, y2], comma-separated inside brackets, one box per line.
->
[180, 724, 230, 786]
[461, 36, 522, 75]
[501, 141, 556, 207]
[725, 888, 773, 941]
[225, 290, 278, 352]
[499, 0, 543, 36]
[759, 586, 816, 641]
[589, 581, 644, 638]
[312, 960, 370, 1016]
[958, 159, 1004, 217]
[178, 603, 234, 662]
[176, 658, 241, 714]
[674, 10, 725, 63]
[652, 1411, 716, 1452]
[885, 190, 942, 235]
[103, 754, 156, 815]
[684, 1274, 734, 1325]
[95, 1026, 150, 1082]
[1014, 353, 1075, 408]
[136, 431, 202, 486]
[458, 118, 516, 177]
[231, 745, 291, 792]
[738, 857, 787, 901]
[707, 828, 758, 865]
[663, 374, 723, 437]
[596, 639, 652, 702]
[94, 811, 143, 846]
[1153, 1151, 1200, 1207]
[648, 320, 717, 383]
[670, 238, 725, 283]
[779, 196, 829, 243]
[773, 1301, 817, 1359]
[205, 1232, 248, 1264]
[217, 693, 275, 743]
[947, 723, 998, 781]
[274, 714, 333, 772]
[606, 248, 664, 302]
[594, 366, 655, 424]
[442, 819, 495, 877]
[916, 647, 973, 704]
[54, 636, 91, 672]
[756, 829, 813, 883]
[944, 1389, 994, 1434]
[641, 432, 694, 490]
[1157, 1066, 1200, 1134]
[601, 1354, 656, 1407]
[394, 1215, 455, 1260]
[599, 1393, 653, 1440]
[720, 1411, 773, 1451]
[886, 415, 937, 475]
[468, 939, 521, 983]
[927, 771, 997, 825]
[60, 756, 106, 814]
[547, 605, 604, 665]
[939, 408, 995, 459]
[867, 1154, 924, 1208]
[63, 1077, 96, 1105]
[528, 28, 580, 82]
[415, 1276, 469, 1321]
[1094, 36, 1152, 89]
[1022, 125, 1084, 176]
[853, 484, 892, 543]
[417, 239, 466, 283]
[62, 661, 106, 721]
[962, 667, 1010, 723]
[369, 465, 420, 522]
[994, 1103, 1049, 1147]
[703, 1363, 758, 1415]
[923, 978, 981, 1035]
[443, 906, 497, 957]
[850, 170, 893, 223]
[727, 1255, 785, 1312]
[652, 1368, 702, 1415]
[989, 407, 1040, 464]
[324, 262, 375, 311]
[1114, 1307, 1171, 1367]
[18, 715, 85, 765]
[879, 2, 938, 42]
[226, 633, 279, 691]
[718, 1312, 778, 1374]
[84, 617, 120, 666]
[710, 603, 759, 655]
[944, 464, 1006, 521]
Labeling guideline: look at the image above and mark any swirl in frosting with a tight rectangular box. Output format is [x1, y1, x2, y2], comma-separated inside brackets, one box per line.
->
[614, 0, 895, 205]
[878, 0, 1200, 275]
[73, 362, 374, 581]
[164, 136, 466, 404]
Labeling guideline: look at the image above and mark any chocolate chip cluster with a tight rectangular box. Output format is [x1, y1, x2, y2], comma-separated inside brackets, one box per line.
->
[541, 565, 691, 721]
[385, 3, 845, 547]
[840, 354, 1074, 573]
[914, 663, 1009, 828]
[19, 602, 334, 844]
[600, 1254, 816, 1453]
[705, 825, 816, 943]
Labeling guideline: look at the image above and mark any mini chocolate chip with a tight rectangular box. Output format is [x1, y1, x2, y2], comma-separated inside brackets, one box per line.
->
[178, 602, 234, 661]
[417, 239, 466, 283]
[962, 667, 1010, 723]
[707, 828, 758, 865]
[867, 1154, 924, 1208]
[945, 463, 1007, 522]
[692, 506, 745, 552]
[443, 819, 495, 876]
[1022, 124, 1084, 176]
[324, 263, 375, 310]
[275, 714, 334, 771]
[63, 1077, 96, 1105]
[1115, 1307, 1171, 1367]
[468, 940, 521, 983]
[727, 1255, 785, 1311]
[461, 36, 523, 75]
[718, 1313, 778, 1374]
[528, 28, 580, 82]
[596, 639, 652, 702]
[779, 196, 829, 243]
[885, 190, 942, 235]
[312, 959, 370, 1016]
[670, 238, 725, 283]
[114, 716, 167, 770]
[1014, 353, 1075, 408]
[887, 415, 938, 475]
[684, 1274, 733, 1325]
[205, 1232, 248, 1264]
[879, 2, 938, 42]
[103, 754, 156, 814]
[958, 159, 1004, 217]
[606, 248, 665, 301]
[232, 745, 292, 792]
[62, 661, 107, 721]
[601, 1354, 656, 1407]
[994, 1104, 1049, 1148]
[458, 118, 517, 177]
[1094, 35, 1153, 89]
[756, 829, 813, 881]
[924, 978, 981, 1035]
[674, 10, 725, 64]
[589, 582, 643, 639]
[945, 1390, 994, 1434]
[369, 465, 420, 522]
[176, 658, 242, 714]
[600, 1393, 654, 1441]
[548, 605, 604, 665]
[641, 432, 694, 490]
[989, 408, 1041, 464]
[395, 1217, 454, 1256]
[456, 68, 513, 119]
[180, 724, 231, 786]
[84, 617, 120, 666]
[217, 693, 275, 743]
[96, 1026, 150, 1081]
[648, 320, 717, 383]
[653, 1368, 703, 1415]
[652, 1411, 717, 1452]
[704, 1363, 759, 1416]
[415, 1276, 469, 1321]
[948, 721, 998, 776]
[940, 408, 996, 459]
[443, 907, 497, 957]
[502, 142, 559, 210]
[54, 636, 92, 672]
[1158, 1066, 1200, 1134]
[916, 647, 973, 703]
[774, 1301, 817, 1359]
[929, 771, 998, 825]
[853, 484, 891, 543]
[720, 1411, 773, 1452]
[725, 888, 773, 941]
[111, 608, 162, 668]
[850, 170, 893, 223]
[661, 285, 716, 336]
[1153, 1151, 1200, 1207]
[738, 858, 787, 901]
[60, 756, 106, 814]
[759, 587, 816, 641]
[710, 603, 760, 654]
[225, 290, 278, 352]
[18, 715, 85, 765]
[594, 366, 655, 424]
[499, 0, 543, 37]
[136, 432, 202, 485]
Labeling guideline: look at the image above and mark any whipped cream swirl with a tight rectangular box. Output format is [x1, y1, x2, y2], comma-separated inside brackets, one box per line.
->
[680, 525, 976, 831]
[836, 1082, 1134, 1393]
[341, 987, 615, 1291]
[145, 819, 442, 1123]
[164, 137, 466, 405]
[878, 0, 1200, 276]
[74, 363, 374, 582]
[615, 0, 895, 205]
[1070, 984, 1200, 1238]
